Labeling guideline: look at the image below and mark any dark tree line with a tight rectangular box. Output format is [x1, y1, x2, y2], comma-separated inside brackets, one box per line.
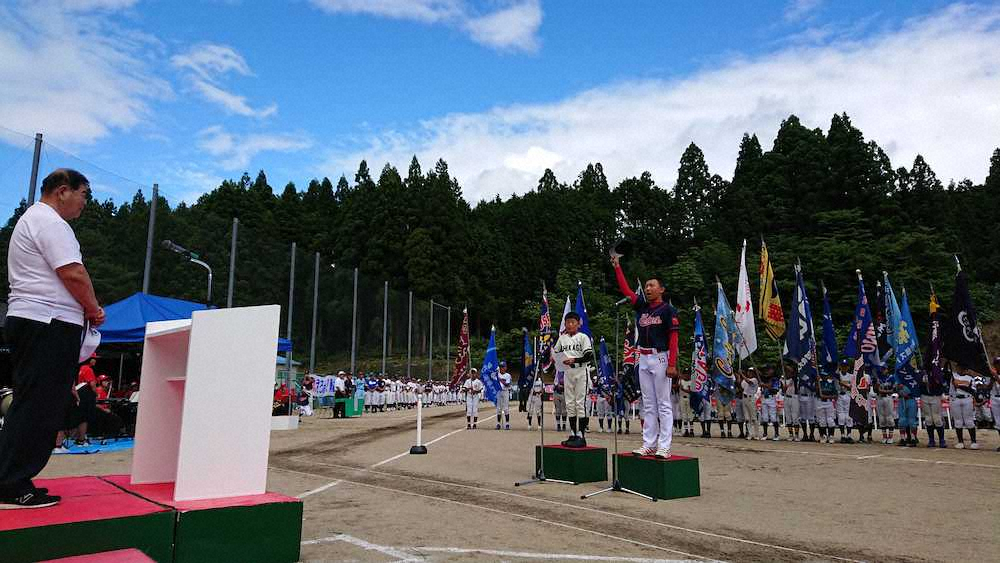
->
[2, 113, 998, 367]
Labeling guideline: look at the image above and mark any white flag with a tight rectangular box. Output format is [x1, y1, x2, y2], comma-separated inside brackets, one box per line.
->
[558, 295, 571, 334]
[735, 239, 758, 358]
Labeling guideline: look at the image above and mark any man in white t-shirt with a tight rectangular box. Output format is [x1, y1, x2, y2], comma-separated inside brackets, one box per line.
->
[0, 169, 105, 509]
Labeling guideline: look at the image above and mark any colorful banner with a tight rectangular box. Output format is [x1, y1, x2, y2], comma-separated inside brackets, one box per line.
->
[758, 238, 786, 341]
[451, 307, 470, 385]
[735, 239, 758, 358]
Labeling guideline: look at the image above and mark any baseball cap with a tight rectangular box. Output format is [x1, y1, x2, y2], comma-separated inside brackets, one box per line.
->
[499, 361, 507, 367]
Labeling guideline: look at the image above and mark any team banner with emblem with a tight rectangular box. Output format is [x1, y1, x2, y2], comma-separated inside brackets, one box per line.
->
[785, 264, 817, 392]
[481, 327, 501, 404]
[712, 282, 738, 391]
[884, 274, 919, 394]
[758, 238, 786, 341]
[735, 239, 758, 358]
[943, 268, 991, 376]
[519, 328, 534, 390]
[451, 308, 470, 385]
[621, 321, 641, 402]
[690, 301, 710, 414]
[820, 284, 839, 374]
[597, 338, 614, 395]
[925, 291, 945, 388]
[575, 282, 593, 339]
[843, 275, 877, 425]
[538, 289, 555, 371]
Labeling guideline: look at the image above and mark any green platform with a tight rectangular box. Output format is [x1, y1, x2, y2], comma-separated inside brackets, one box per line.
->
[617, 453, 700, 500]
[172, 498, 303, 563]
[0, 477, 174, 563]
[534, 445, 608, 484]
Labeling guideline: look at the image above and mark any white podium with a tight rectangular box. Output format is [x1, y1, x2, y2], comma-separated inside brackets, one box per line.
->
[130, 305, 281, 501]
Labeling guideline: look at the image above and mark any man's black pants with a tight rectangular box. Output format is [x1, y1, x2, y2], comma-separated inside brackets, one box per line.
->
[0, 317, 81, 497]
[518, 388, 528, 412]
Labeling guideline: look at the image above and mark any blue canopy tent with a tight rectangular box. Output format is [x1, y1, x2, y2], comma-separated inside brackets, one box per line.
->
[101, 292, 292, 351]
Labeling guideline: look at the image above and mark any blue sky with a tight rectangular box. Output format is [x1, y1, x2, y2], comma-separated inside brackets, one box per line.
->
[1, 0, 998, 218]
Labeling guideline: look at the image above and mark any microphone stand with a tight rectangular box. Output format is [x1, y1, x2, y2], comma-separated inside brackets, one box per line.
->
[516, 336, 572, 487]
[581, 297, 655, 501]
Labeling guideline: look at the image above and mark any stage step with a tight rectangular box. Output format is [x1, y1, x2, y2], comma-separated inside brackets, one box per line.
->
[42, 548, 155, 562]
[616, 453, 700, 500]
[535, 444, 608, 484]
[0, 477, 174, 563]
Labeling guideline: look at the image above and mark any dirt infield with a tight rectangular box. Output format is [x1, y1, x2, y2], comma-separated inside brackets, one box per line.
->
[41, 404, 1000, 562]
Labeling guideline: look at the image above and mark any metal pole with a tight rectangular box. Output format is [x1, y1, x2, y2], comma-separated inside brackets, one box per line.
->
[446, 307, 451, 380]
[287, 242, 296, 415]
[27, 133, 42, 205]
[189, 259, 213, 304]
[407, 291, 413, 379]
[382, 281, 388, 376]
[428, 300, 434, 381]
[310, 252, 319, 373]
[350, 267, 358, 376]
[142, 183, 157, 293]
[226, 218, 238, 307]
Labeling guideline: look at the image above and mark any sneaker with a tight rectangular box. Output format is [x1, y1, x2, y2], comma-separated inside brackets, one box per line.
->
[527, 424, 533, 430]
[927, 441, 937, 448]
[897, 440, 908, 447]
[52, 446, 70, 454]
[826, 436, 833, 444]
[505, 424, 510, 430]
[466, 424, 472, 429]
[0, 491, 60, 509]
[772, 436, 780, 441]
[939, 441, 947, 448]
[970, 442, 979, 450]
[632, 446, 655, 457]
[496, 424, 501, 430]
[845, 437, 855, 444]
[654, 448, 671, 459]
[955, 442, 965, 449]
[617, 429, 623, 435]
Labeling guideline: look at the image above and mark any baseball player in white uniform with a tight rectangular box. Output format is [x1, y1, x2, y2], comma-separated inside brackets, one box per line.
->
[950, 364, 979, 449]
[816, 370, 838, 444]
[552, 312, 594, 447]
[836, 360, 855, 443]
[462, 369, 484, 429]
[678, 372, 694, 437]
[526, 375, 543, 429]
[781, 365, 799, 441]
[495, 362, 512, 430]
[741, 368, 761, 440]
[876, 375, 896, 444]
[760, 366, 780, 440]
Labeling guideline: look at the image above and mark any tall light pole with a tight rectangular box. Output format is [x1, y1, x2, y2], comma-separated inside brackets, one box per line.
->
[161, 240, 213, 303]
[309, 252, 320, 373]
[226, 218, 238, 307]
[142, 184, 158, 293]
[350, 267, 358, 377]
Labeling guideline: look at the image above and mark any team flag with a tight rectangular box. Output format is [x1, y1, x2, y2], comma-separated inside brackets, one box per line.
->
[575, 282, 593, 339]
[885, 275, 920, 394]
[735, 239, 758, 358]
[559, 295, 571, 334]
[597, 338, 614, 394]
[690, 300, 710, 414]
[450, 307, 470, 385]
[712, 282, 738, 391]
[538, 288, 555, 371]
[621, 321, 641, 402]
[758, 238, 786, 340]
[785, 263, 818, 392]
[925, 291, 945, 389]
[480, 326, 501, 404]
[874, 279, 892, 365]
[519, 328, 534, 390]
[820, 283, 839, 374]
[943, 266, 991, 376]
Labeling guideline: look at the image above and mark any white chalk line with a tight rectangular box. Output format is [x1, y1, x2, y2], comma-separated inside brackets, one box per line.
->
[370, 427, 468, 467]
[302, 533, 419, 561]
[673, 440, 1000, 469]
[297, 479, 341, 499]
[291, 460, 864, 563]
[274, 466, 713, 561]
[303, 534, 699, 562]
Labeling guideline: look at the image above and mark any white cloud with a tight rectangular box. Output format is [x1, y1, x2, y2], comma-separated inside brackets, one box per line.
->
[465, 0, 541, 52]
[0, 0, 170, 146]
[171, 43, 276, 118]
[784, 0, 823, 22]
[319, 4, 1000, 203]
[197, 126, 312, 170]
[308, 0, 541, 52]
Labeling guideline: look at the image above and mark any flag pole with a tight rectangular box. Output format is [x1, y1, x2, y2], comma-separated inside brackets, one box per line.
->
[515, 334, 573, 487]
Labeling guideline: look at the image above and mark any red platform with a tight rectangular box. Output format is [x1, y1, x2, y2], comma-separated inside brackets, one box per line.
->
[42, 548, 155, 562]
[102, 474, 297, 511]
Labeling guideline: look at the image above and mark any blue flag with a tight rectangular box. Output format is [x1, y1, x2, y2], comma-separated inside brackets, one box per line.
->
[519, 328, 534, 390]
[597, 338, 614, 394]
[785, 265, 818, 391]
[691, 303, 710, 414]
[820, 285, 838, 374]
[481, 327, 501, 404]
[885, 276, 920, 395]
[575, 282, 593, 339]
[712, 283, 737, 391]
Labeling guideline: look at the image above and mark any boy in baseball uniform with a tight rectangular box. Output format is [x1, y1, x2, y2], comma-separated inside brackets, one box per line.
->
[552, 312, 594, 448]
[679, 369, 694, 438]
[876, 374, 897, 444]
[526, 375, 543, 429]
[496, 362, 512, 430]
[462, 369, 484, 429]
[950, 363, 979, 449]
[836, 359, 855, 444]
[781, 364, 800, 441]
[816, 370, 838, 444]
[553, 371, 567, 431]
[760, 366, 780, 440]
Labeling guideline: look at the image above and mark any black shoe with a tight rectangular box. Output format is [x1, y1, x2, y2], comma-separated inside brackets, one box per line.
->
[573, 436, 587, 448]
[561, 435, 576, 447]
[0, 491, 60, 509]
[845, 437, 854, 444]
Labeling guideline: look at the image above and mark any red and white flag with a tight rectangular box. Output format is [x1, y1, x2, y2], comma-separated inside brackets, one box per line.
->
[735, 239, 758, 359]
[451, 308, 470, 385]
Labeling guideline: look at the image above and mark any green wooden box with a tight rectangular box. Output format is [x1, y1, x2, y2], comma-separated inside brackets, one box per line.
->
[534, 445, 608, 484]
[617, 453, 700, 500]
